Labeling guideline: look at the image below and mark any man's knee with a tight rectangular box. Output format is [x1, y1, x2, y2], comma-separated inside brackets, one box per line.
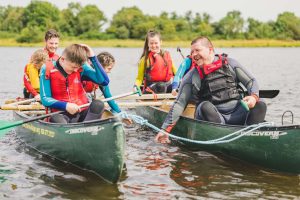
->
[89, 100, 104, 114]
[49, 114, 68, 124]
[246, 101, 267, 125]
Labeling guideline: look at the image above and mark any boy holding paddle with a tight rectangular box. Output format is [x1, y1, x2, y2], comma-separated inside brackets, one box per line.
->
[40, 44, 109, 123]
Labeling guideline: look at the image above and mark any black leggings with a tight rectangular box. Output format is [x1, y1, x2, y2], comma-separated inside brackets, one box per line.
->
[195, 100, 267, 125]
[49, 100, 104, 124]
[246, 101, 267, 125]
[144, 81, 172, 94]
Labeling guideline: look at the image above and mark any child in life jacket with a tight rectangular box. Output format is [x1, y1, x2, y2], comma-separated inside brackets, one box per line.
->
[134, 30, 177, 94]
[23, 49, 48, 101]
[82, 52, 121, 113]
[40, 44, 109, 123]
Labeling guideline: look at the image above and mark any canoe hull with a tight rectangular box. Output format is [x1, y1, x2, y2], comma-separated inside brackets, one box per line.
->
[136, 106, 300, 174]
[13, 111, 125, 183]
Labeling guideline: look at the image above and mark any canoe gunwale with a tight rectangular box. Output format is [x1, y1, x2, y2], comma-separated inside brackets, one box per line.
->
[14, 110, 120, 128]
[137, 105, 300, 174]
[153, 106, 300, 130]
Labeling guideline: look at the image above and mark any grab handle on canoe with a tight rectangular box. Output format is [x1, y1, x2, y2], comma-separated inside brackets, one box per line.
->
[282, 110, 294, 125]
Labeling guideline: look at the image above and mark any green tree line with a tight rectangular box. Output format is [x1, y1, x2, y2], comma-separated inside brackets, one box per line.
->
[0, 0, 300, 42]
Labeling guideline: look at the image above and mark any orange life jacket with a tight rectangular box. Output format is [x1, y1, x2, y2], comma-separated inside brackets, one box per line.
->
[145, 51, 174, 82]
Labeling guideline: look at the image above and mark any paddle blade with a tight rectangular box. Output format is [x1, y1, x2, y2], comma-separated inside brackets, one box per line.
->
[259, 90, 280, 98]
[0, 120, 23, 138]
[0, 121, 15, 138]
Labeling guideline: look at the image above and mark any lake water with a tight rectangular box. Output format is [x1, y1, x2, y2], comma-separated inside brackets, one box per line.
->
[0, 47, 299, 199]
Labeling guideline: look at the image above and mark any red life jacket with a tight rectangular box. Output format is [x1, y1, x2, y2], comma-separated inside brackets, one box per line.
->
[82, 80, 99, 93]
[49, 53, 60, 61]
[145, 51, 174, 82]
[44, 48, 59, 61]
[190, 54, 227, 79]
[45, 61, 89, 110]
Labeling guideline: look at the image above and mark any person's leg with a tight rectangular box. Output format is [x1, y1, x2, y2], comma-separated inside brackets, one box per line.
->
[195, 101, 224, 123]
[80, 100, 104, 122]
[23, 88, 30, 98]
[147, 82, 167, 93]
[49, 114, 69, 124]
[246, 101, 267, 125]
[222, 102, 249, 125]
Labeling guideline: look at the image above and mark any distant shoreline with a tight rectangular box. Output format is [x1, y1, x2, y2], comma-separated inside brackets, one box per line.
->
[0, 38, 300, 48]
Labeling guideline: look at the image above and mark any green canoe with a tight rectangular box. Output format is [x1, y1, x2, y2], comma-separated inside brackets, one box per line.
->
[136, 105, 300, 174]
[13, 110, 126, 183]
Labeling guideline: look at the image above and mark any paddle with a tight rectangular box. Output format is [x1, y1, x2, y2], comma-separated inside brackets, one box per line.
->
[177, 46, 185, 59]
[4, 98, 36, 106]
[259, 90, 279, 98]
[0, 88, 142, 137]
[116, 89, 279, 100]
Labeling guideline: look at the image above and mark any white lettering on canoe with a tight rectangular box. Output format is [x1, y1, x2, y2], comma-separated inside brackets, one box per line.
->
[65, 126, 104, 135]
[244, 131, 287, 139]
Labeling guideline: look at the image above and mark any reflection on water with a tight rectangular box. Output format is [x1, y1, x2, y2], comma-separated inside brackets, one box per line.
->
[0, 47, 300, 199]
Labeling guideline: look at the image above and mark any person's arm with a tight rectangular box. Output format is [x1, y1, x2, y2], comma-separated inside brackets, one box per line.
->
[228, 57, 259, 108]
[134, 58, 146, 87]
[39, 64, 67, 111]
[23, 64, 39, 97]
[101, 86, 121, 113]
[81, 56, 109, 86]
[172, 58, 192, 90]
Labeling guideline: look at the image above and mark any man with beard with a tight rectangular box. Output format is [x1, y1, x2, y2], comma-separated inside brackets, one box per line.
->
[155, 36, 267, 143]
[44, 29, 60, 61]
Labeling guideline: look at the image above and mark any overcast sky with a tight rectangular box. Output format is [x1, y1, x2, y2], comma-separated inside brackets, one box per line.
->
[0, 0, 299, 22]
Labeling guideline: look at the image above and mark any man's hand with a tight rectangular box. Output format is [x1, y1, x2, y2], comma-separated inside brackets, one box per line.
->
[66, 103, 80, 115]
[122, 118, 133, 125]
[34, 94, 41, 101]
[243, 95, 257, 109]
[171, 89, 178, 96]
[155, 131, 170, 144]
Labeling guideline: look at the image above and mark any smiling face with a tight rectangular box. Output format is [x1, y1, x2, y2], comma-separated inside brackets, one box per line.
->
[148, 35, 161, 54]
[191, 40, 214, 66]
[45, 37, 59, 54]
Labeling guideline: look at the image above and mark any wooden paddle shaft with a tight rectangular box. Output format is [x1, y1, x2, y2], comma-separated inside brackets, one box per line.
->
[104, 93, 176, 100]
[115, 101, 174, 108]
[1, 104, 45, 110]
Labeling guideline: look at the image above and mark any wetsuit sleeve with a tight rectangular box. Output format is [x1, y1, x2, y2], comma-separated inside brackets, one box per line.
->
[161, 68, 197, 131]
[227, 57, 259, 97]
[23, 65, 39, 97]
[101, 86, 121, 113]
[81, 56, 109, 86]
[39, 65, 67, 110]
[134, 58, 146, 87]
[172, 58, 192, 90]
